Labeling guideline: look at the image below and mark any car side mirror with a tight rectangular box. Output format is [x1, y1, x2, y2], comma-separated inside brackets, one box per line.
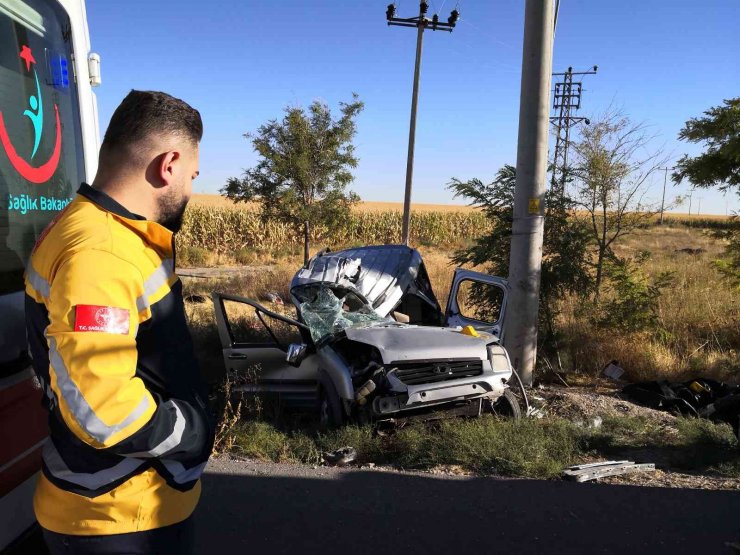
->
[286, 343, 309, 367]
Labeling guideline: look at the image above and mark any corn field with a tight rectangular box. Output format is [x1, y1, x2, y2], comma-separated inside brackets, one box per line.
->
[179, 205, 737, 254]
[178, 205, 490, 252]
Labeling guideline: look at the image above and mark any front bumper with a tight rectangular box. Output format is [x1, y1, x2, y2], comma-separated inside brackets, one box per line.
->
[371, 366, 510, 416]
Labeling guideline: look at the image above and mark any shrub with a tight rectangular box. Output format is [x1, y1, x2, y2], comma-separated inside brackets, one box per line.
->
[178, 245, 209, 266]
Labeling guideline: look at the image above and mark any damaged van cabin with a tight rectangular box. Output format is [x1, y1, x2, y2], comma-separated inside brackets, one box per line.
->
[213, 245, 521, 426]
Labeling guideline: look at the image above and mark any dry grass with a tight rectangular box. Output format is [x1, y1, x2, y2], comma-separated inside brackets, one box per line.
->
[659, 212, 733, 221]
[559, 226, 739, 383]
[348, 201, 479, 213]
[180, 211, 738, 385]
[190, 194, 479, 213]
[190, 194, 255, 209]
[191, 195, 730, 219]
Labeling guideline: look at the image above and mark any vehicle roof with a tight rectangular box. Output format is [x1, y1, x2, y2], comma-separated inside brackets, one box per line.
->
[291, 245, 424, 317]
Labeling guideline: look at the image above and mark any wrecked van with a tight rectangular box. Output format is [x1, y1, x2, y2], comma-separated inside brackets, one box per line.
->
[213, 245, 520, 426]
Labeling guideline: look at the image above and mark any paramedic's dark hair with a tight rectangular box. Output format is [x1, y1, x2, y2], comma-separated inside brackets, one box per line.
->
[101, 90, 203, 151]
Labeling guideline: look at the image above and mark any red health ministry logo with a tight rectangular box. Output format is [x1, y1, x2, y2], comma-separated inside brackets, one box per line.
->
[0, 45, 62, 184]
[74, 305, 130, 335]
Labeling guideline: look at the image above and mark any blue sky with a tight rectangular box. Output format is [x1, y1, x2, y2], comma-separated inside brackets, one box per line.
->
[87, 0, 739, 215]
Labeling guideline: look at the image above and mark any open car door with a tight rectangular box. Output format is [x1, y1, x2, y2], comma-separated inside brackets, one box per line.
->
[444, 269, 509, 339]
[212, 292, 319, 407]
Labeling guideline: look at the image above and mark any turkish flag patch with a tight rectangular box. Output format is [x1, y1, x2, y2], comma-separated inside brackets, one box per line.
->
[74, 305, 130, 334]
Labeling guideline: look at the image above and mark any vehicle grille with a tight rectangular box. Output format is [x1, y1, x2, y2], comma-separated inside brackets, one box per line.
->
[391, 359, 484, 386]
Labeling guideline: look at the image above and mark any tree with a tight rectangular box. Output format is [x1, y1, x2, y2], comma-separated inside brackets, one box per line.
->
[222, 94, 364, 262]
[674, 99, 740, 292]
[595, 253, 673, 334]
[673, 98, 740, 193]
[571, 110, 667, 294]
[448, 165, 593, 355]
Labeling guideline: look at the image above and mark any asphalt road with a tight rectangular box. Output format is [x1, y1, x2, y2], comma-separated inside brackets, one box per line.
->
[195, 457, 740, 555]
[11, 457, 740, 554]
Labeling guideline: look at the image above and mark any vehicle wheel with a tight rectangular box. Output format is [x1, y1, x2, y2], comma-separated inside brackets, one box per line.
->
[318, 376, 345, 429]
[483, 389, 522, 419]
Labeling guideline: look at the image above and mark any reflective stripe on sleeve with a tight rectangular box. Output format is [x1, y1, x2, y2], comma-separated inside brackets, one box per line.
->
[26, 263, 51, 298]
[135, 258, 174, 312]
[48, 335, 151, 445]
[161, 460, 207, 484]
[43, 440, 146, 490]
[126, 400, 185, 458]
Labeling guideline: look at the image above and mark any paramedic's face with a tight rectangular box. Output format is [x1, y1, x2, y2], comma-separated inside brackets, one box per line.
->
[159, 143, 199, 233]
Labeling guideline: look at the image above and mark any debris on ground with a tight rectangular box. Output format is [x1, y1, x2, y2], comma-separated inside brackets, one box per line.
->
[323, 446, 357, 467]
[535, 384, 678, 427]
[602, 360, 625, 381]
[563, 461, 656, 482]
[600, 469, 740, 490]
[622, 379, 740, 437]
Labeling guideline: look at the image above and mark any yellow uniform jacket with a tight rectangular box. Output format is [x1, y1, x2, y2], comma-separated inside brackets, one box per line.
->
[24, 184, 213, 535]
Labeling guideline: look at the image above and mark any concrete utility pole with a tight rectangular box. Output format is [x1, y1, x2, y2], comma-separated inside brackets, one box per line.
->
[657, 166, 675, 224]
[550, 66, 597, 198]
[385, 2, 459, 245]
[503, 0, 555, 386]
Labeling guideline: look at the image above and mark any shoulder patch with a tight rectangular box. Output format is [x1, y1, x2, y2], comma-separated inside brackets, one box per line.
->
[74, 305, 130, 334]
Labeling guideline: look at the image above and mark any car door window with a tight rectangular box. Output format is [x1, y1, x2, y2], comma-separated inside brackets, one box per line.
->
[445, 270, 508, 336]
[455, 279, 505, 325]
[212, 293, 317, 397]
[221, 298, 304, 349]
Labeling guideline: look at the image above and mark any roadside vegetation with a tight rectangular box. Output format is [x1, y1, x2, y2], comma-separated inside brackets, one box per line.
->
[214, 414, 738, 480]
[181, 218, 739, 386]
[206, 364, 739, 480]
[180, 97, 738, 484]
[180, 216, 739, 482]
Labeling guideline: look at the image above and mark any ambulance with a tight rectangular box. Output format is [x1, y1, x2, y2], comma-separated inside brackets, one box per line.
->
[0, 0, 100, 547]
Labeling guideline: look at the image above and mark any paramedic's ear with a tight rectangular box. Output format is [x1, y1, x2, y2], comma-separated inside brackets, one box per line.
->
[158, 151, 180, 187]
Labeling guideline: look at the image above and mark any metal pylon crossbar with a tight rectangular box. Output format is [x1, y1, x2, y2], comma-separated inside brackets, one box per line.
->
[549, 66, 597, 198]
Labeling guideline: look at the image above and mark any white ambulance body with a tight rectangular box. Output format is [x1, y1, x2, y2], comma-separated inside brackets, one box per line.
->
[0, 0, 99, 547]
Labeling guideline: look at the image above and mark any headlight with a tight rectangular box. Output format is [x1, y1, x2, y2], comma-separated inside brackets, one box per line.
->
[487, 343, 513, 374]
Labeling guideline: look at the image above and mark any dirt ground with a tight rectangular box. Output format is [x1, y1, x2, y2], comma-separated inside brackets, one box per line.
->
[535, 382, 678, 425]
[533, 383, 740, 490]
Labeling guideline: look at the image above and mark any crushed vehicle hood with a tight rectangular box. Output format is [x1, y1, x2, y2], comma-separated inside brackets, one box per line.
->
[344, 324, 492, 364]
[291, 245, 432, 318]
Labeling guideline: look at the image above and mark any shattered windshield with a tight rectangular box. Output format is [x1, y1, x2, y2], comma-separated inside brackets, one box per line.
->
[299, 286, 390, 342]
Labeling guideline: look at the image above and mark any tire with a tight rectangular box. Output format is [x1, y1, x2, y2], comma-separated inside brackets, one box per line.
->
[484, 389, 522, 419]
[317, 374, 345, 429]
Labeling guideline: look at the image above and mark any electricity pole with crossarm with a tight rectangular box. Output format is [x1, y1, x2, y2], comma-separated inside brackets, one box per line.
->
[549, 66, 597, 198]
[386, 2, 460, 245]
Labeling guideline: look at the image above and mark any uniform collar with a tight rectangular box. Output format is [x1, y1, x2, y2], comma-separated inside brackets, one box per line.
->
[77, 183, 174, 255]
[77, 183, 146, 221]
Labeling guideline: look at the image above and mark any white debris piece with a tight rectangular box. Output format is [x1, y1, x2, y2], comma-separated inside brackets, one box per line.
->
[602, 360, 625, 380]
[563, 460, 655, 482]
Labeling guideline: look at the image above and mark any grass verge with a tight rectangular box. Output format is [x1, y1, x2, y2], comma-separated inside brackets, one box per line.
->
[223, 415, 739, 480]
